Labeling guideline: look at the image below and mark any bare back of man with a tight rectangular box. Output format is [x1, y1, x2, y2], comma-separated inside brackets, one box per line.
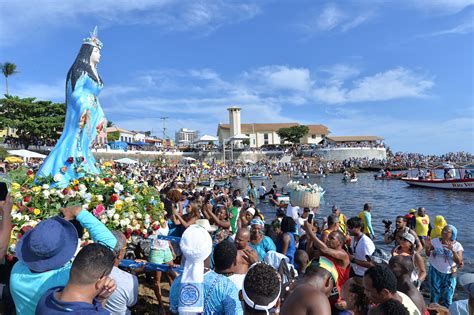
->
[280, 283, 331, 315]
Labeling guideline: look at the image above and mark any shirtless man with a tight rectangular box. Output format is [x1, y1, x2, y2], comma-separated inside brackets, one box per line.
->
[389, 255, 426, 314]
[234, 228, 258, 274]
[280, 263, 334, 315]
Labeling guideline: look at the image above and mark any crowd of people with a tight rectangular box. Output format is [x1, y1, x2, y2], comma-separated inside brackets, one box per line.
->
[0, 159, 471, 315]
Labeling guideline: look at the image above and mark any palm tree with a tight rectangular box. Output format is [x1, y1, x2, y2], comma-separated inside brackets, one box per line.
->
[1, 62, 18, 95]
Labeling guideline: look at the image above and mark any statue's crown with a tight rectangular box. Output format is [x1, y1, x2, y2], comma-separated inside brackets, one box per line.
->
[82, 26, 103, 49]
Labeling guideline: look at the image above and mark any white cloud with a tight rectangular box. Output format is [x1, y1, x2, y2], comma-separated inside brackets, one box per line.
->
[0, 0, 261, 46]
[11, 81, 64, 102]
[317, 4, 345, 31]
[403, 0, 474, 15]
[243, 66, 312, 92]
[300, 3, 374, 35]
[314, 67, 434, 104]
[428, 19, 474, 36]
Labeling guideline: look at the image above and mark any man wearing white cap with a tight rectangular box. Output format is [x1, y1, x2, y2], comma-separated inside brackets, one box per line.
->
[169, 224, 243, 314]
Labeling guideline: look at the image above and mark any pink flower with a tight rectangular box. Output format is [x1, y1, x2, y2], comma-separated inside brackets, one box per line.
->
[93, 204, 105, 217]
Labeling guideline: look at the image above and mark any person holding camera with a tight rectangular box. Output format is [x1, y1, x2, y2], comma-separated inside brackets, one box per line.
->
[383, 216, 422, 252]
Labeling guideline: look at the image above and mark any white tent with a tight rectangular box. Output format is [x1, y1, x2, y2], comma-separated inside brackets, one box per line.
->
[182, 157, 196, 161]
[244, 159, 255, 164]
[114, 158, 138, 164]
[8, 149, 47, 159]
[199, 135, 218, 142]
[229, 134, 250, 141]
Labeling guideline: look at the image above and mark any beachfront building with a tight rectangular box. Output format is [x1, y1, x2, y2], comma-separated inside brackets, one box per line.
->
[175, 128, 198, 146]
[106, 126, 136, 143]
[217, 122, 329, 148]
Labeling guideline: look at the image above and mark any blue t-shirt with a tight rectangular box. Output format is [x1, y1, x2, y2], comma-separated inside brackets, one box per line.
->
[249, 236, 277, 261]
[169, 270, 243, 315]
[276, 232, 296, 264]
[36, 286, 109, 314]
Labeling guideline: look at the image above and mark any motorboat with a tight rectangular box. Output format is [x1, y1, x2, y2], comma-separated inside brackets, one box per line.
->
[249, 174, 269, 180]
[401, 177, 474, 191]
[374, 173, 407, 180]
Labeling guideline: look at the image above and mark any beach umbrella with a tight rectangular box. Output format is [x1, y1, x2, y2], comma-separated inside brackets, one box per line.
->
[8, 149, 46, 159]
[114, 158, 138, 164]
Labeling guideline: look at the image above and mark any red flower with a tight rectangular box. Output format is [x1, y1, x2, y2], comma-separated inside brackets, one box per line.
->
[66, 157, 74, 164]
[23, 196, 31, 203]
[17, 233, 22, 240]
[142, 233, 148, 238]
[93, 204, 105, 217]
[126, 228, 132, 235]
[73, 185, 79, 191]
[152, 224, 160, 230]
[27, 169, 34, 176]
[21, 226, 33, 234]
[103, 178, 111, 183]
[28, 207, 34, 213]
[110, 194, 119, 203]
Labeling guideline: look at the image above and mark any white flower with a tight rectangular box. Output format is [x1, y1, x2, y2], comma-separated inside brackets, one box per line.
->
[23, 215, 30, 221]
[113, 183, 124, 193]
[50, 188, 56, 195]
[124, 218, 131, 225]
[42, 190, 50, 198]
[120, 219, 127, 227]
[136, 212, 142, 219]
[96, 195, 104, 202]
[144, 221, 150, 228]
[14, 192, 22, 199]
[113, 220, 120, 225]
[134, 224, 140, 230]
[78, 184, 87, 192]
[107, 209, 116, 218]
[141, 229, 148, 235]
[53, 173, 63, 182]
[42, 184, 50, 190]
[129, 213, 135, 220]
[9, 244, 16, 253]
[113, 214, 120, 220]
[83, 203, 89, 210]
[57, 192, 65, 199]
[101, 218, 107, 224]
[124, 197, 133, 203]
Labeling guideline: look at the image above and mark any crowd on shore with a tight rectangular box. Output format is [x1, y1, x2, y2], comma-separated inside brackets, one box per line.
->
[0, 159, 472, 315]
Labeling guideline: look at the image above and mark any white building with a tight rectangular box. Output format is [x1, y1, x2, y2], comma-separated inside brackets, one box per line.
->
[175, 128, 198, 146]
[106, 126, 136, 143]
[217, 122, 329, 147]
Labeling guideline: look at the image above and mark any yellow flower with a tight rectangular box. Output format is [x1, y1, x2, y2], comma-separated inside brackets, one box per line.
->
[11, 183, 21, 191]
[98, 180, 106, 186]
[12, 205, 18, 211]
[73, 179, 79, 185]
[32, 186, 42, 193]
[127, 179, 135, 185]
[103, 161, 113, 167]
[33, 209, 41, 216]
[115, 200, 124, 210]
[160, 218, 165, 224]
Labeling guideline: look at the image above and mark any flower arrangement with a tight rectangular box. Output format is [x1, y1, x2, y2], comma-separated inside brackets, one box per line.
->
[286, 181, 322, 193]
[5, 164, 165, 255]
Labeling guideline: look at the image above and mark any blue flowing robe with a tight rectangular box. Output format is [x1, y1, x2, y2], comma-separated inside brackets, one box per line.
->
[36, 73, 105, 187]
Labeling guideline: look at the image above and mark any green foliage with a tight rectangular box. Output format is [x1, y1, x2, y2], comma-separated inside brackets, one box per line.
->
[106, 120, 114, 127]
[0, 95, 66, 149]
[277, 125, 310, 144]
[1, 62, 18, 95]
[107, 131, 120, 142]
[0, 146, 7, 160]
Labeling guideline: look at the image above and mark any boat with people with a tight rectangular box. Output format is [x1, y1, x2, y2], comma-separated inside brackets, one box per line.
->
[401, 177, 474, 191]
[401, 165, 474, 191]
[342, 171, 358, 183]
[292, 173, 310, 179]
[248, 173, 269, 180]
[374, 173, 407, 180]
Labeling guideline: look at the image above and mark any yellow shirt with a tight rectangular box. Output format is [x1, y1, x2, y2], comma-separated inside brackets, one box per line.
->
[338, 214, 347, 234]
[415, 214, 430, 237]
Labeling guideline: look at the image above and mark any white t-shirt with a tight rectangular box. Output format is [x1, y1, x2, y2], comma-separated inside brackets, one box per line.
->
[286, 204, 300, 221]
[429, 238, 463, 274]
[351, 234, 375, 276]
[398, 291, 421, 315]
[149, 225, 170, 250]
[297, 217, 308, 236]
[107, 267, 139, 315]
[258, 186, 267, 197]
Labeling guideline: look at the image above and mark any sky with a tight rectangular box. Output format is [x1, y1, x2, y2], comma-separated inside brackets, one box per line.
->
[0, 0, 473, 154]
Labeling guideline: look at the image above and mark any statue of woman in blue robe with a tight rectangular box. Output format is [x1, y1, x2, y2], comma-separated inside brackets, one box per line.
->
[37, 27, 106, 187]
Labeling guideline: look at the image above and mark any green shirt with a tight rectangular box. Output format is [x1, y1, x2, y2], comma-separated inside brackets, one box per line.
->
[229, 207, 239, 233]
